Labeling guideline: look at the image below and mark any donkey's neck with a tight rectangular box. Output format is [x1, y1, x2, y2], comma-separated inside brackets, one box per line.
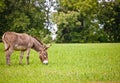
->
[32, 38, 43, 52]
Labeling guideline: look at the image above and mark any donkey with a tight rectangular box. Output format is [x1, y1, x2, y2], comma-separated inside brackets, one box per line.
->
[2, 32, 50, 65]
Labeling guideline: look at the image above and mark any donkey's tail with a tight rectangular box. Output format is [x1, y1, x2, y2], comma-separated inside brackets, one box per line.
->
[2, 32, 10, 51]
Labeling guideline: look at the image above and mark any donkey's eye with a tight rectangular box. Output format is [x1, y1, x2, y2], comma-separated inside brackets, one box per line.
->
[44, 55, 47, 58]
[43, 52, 47, 58]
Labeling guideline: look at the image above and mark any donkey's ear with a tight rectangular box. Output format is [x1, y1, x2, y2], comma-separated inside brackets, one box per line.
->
[45, 44, 51, 49]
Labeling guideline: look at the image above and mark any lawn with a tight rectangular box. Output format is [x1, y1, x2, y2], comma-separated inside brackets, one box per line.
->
[0, 43, 120, 83]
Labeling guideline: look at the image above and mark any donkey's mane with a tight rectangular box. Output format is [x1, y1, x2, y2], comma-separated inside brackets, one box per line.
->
[33, 37, 43, 45]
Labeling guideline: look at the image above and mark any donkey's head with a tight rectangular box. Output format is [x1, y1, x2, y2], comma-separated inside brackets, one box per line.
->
[39, 44, 51, 65]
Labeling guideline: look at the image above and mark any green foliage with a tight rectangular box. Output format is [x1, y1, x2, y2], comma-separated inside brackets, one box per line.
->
[10, 12, 30, 32]
[53, 11, 81, 42]
[97, 1, 120, 42]
[53, 0, 120, 43]
[0, 0, 5, 12]
[53, 0, 100, 43]
[0, 43, 120, 82]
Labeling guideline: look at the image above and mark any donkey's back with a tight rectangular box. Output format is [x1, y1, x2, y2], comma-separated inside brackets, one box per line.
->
[2, 32, 33, 51]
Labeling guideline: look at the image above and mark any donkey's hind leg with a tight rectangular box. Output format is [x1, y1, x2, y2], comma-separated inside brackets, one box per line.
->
[26, 48, 30, 65]
[5, 48, 13, 65]
[19, 51, 24, 65]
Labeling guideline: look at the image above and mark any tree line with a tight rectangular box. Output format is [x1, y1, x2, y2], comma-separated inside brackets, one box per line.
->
[53, 0, 120, 43]
[0, 0, 120, 43]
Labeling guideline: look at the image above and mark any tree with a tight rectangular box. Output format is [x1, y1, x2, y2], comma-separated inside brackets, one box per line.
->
[0, 0, 5, 12]
[53, 0, 100, 43]
[52, 0, 120, 43]
[53, 11, 82, 42]
[97, 1, 120, 42]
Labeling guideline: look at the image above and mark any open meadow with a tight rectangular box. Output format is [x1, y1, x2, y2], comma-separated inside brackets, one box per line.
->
[0, 43, 120, 83]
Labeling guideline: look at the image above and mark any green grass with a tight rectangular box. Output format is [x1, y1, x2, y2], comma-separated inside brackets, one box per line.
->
[0, 43, 120, 83]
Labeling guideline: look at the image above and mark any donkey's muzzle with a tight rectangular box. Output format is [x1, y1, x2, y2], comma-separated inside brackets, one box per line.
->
[43, 60, 48, 65]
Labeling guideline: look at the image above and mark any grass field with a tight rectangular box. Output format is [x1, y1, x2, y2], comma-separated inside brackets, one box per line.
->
[0, 43, 120, 83]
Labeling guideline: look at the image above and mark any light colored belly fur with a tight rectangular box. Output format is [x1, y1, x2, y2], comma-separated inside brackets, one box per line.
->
[14, 44, 27, 51]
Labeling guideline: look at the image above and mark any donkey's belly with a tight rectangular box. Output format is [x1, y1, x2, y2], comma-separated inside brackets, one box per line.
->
[14, 45, 27, 51]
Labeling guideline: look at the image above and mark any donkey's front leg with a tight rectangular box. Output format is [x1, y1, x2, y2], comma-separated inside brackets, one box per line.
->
[26, 48, 30, 65]
[19, 51, 24, 65]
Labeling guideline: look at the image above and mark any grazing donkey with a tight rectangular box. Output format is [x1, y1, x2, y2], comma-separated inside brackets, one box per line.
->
[2, 32, 50, 65]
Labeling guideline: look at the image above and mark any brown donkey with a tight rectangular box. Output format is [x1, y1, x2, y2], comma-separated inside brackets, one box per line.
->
[2, 32, 50, 65]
